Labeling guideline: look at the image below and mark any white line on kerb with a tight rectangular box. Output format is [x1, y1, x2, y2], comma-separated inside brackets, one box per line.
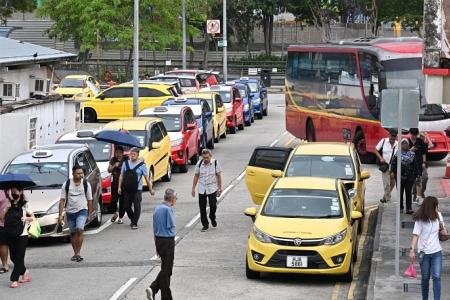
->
[237, 171, 245, 181]
[85, 219, 113, 235]
[218, 184, 233, 199]
[269, 139, 279, 147]
[282, 131, 288, 136]
[185, 213, 201, 228]
[150, 254, 159, 260]
[175, 235, 180, 242]
[109, 277, 137, 300]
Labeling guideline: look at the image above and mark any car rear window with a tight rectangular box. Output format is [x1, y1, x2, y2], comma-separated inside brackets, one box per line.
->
[286, 155, 354, 180]
[60, 78, 83, 88]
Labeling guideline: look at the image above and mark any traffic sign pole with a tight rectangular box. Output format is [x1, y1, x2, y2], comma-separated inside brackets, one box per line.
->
[223, 0, 227, 81]
[182, 0, 187, 70]
[133, 0, 139, 117]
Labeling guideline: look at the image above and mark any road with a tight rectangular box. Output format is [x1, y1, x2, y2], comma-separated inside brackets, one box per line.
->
[0, 93, 446, 300]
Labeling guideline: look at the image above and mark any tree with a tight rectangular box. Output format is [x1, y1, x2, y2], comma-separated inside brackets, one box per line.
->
[254, 0, 284, 56]
[378, 0, 423, 35]
[228, 0, 259, 57]
[0, 0, 35, 26]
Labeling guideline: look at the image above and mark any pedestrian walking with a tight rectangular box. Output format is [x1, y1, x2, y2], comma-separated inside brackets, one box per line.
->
[0, 190, 9, 274]
[191, 149, 222, 232]
[3, 187, 34, 288]
[58, 165, 93, 262]
[118, 147, 155, 230]
[374, 129, 398, 203]
[146, 188, 177, 300]
[409, 196, 447, 300]
[408, 128, 429, 204]
[108, 146, 127, 224]
[391, 139, 420, 214]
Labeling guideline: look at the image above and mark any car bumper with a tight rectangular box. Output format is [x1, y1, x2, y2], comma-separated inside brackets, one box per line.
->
[226, 114, 236, 128]
[171, 145, 187, 165]
[426, 132, 449, 154]
[33, 212, 70, 237]
[101, 177, 111, 204]
[252, 103, 262, 114]
[246, 234, 352, 275]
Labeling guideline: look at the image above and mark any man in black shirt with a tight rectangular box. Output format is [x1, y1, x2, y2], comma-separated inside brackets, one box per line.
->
[108, 146, 127, 223]
[408, 128, 428, 203]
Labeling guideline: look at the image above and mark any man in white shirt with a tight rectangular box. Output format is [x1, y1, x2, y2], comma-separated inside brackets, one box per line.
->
[191, 149, 222, 232]
[374, 129, 398, 203]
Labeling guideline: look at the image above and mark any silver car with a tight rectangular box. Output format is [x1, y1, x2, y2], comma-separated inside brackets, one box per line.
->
[1, 144, 103, 238]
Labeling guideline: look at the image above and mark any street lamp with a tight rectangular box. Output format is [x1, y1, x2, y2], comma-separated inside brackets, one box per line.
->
[133, 0, 139, 117]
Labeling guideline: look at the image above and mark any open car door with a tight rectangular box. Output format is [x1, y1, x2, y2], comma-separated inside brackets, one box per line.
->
[245, 147, 292, 205]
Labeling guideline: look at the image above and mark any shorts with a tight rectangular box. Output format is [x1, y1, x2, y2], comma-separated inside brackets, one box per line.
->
[0, 227, 6, 246]
[66, 209, 88, 233]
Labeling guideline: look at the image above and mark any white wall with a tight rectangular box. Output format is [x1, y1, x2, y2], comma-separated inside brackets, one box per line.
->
[0, 99, 77, 169]
[0, 64, 51, 102]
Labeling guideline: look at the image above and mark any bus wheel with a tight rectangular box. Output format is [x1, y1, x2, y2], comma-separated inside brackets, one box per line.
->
[427, 153, 448, 161]
[306, 120, 316, 142]
[354, 130, 375, 164]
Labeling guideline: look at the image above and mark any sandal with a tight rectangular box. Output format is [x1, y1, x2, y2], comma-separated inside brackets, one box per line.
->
[70, 255, 78, 262]
[0, 267, 9, 274]
[111, 213, 118, 223]
[76, 256, 84, 263]
[10, 281, 19, 288]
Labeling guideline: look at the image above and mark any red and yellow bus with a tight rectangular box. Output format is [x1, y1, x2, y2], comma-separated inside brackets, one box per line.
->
[285, 37, 449, 162]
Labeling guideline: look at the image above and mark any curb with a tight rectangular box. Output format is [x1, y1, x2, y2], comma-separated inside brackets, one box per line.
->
[366, 204, 383, 300]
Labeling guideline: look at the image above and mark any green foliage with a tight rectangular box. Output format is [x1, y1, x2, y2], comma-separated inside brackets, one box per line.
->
[0, 0, 35, 26]
[378, 0, 423, 34]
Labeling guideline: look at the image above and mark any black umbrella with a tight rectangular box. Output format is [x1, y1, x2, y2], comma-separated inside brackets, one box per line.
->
[0, 173, 36, 190]
[94, 130, 142, 148]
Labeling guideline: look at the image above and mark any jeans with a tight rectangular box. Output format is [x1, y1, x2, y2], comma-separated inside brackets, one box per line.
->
[199, 192, 217, 228]
[123, 191, 142, 225]
[66, 209, 88, 232]
[420, 251, 442, 300]
[110, 184, 125, 218]
[7, 235, 28, 282]
[150, 237, 175, 300]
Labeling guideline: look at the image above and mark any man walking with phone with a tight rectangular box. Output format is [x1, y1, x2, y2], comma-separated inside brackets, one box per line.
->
[58, 166, 93, 262]
[191, 149, 222, 232]
[118, 147, 155, 230]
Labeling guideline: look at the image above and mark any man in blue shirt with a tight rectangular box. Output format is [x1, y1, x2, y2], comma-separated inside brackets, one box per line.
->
[118, 147, 154, 230]
[147, 188, 176, 300]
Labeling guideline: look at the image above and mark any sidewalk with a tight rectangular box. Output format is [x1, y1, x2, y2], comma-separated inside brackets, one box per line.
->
[369, 168, 450, 299]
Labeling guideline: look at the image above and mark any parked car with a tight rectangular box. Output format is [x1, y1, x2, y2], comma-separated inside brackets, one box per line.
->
[1, 144, 103, 238]
[227, 82, 254, 126]
[245, 142, 370, 232]
[200, 85, 244, 134]
[243, 177, 362, 282]
[136, 80, 183, 96]
[162, 97, 215, 149]
[139, 106, 200, 172]
[165, 69, 220, 86]
[235, 77, 268, 119]
[151, 74, 200, 93]
[104, 117, 172, 183]
[56, 130, 114, 212]
[82, 82, 176, 122]
[55, 74, 100, 99]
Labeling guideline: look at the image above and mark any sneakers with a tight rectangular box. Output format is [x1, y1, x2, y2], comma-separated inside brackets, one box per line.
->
[146, 287, 157, 300]
[201, 226, 208, 232]
[71, 255, 83, 262]
[131, 224, 138, 230]
[417, 197, 424, 205]
[211, 220, 217, 227]
[110, 213, 118, 223]
[117, 218, 123, 224]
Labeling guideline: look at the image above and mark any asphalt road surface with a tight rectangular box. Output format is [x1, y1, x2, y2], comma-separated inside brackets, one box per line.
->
[0, 93, 446, 300]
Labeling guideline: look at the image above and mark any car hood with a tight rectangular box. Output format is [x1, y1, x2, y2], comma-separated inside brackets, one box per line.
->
[55, 87, 83, 96]
[168, 131, 183, 142]
[24, 189, 61, 213]
[255, 215, 345, 239]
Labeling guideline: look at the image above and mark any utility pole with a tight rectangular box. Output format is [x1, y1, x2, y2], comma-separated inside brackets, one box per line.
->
[182, 0, 187, 69]
[133, 0, 139, 117]
[223, 0, 228, 81]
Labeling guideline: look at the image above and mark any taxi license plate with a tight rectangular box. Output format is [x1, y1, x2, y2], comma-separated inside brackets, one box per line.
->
[286, 256, 308, 268]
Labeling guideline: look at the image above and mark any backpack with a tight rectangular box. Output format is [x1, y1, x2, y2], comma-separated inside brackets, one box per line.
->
[199, 159, 217, 172]
[65, 179, 88, 208]
[4, 205, 24, 237]
[122, 160, 144, 193]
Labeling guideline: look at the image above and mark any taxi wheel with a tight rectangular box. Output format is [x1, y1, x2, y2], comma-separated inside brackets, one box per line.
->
[341, 253, 354, 282]
[83, 108, 97, 123]
[162, 160, 173, 181]
[180, 153, 189, 173]
[263, 104, 268, 116]
[90, 199, 102, 227]
[220, 128, 227, 139]
[245, 116, 252, 127]
[251, 116, 255, 123]
[214, 129, 220, 143]
[246, 257, 260, 279]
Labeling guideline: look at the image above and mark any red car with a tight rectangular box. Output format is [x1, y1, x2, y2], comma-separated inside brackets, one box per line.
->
[200, 85, 244, 134]
[139, 106, 200, 172]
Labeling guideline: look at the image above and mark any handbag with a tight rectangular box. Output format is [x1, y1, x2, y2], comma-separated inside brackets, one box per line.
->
[439, 223, 448, 242]
[404, 259, 417, 278]
[27, 219, 41, 239]
[378, 163, 389, 173]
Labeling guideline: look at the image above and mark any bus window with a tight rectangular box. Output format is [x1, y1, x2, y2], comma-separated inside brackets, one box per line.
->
[359, 52, 381, 119]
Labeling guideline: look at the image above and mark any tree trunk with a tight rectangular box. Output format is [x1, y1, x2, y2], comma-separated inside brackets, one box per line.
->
[268, 15, 274, 56]
[81, 49, 90, 72]
[125, 48, 133, 81]
[263, 15, 270, 56]
[189, 34, 195, 67]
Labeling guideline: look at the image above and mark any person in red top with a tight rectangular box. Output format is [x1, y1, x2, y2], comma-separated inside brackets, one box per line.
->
[0, 190, 9, 274]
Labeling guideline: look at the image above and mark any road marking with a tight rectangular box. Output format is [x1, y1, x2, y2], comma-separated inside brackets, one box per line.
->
[365, 204, 378, 210]
[150, 254, 159, 261]
[237, 171, 245, 181]
[282, 131, 288, 136]
[284, 136, 296, 147]
[347, 207, 377, 299]
[331, 282, 341, 300]
[269, 139, 279, 147]
[175, 235, 180, 242]
[185, 213, 201, 228]
[84, 219, 113, 236]
[218, 184, 233, 199]
[109, 277, 137, 300]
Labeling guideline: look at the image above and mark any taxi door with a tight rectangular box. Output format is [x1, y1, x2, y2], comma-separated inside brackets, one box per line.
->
[138, 87, 172, 112]
[92, 87, 129, 119]
[351, 148, 369, 214]
[245, 147, 292, 205]
[214, 94, 227, 136]
[149, 122, 171, 180]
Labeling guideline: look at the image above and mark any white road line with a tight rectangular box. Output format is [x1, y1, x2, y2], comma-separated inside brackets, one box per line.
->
[84, 220, 113, 235]
[109, 277, 137, 300]
[237, 171, 245, 181]
[175, 235, 180, 242]
[150, 254, 159, 260]
[282, 131, 288, 136]
[269, 139, 279, 147]
[185, 213, 201, 228]
[218, 184, 233, 199]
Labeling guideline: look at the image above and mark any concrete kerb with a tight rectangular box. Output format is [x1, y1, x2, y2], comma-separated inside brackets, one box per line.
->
[366, 204, 383, 300]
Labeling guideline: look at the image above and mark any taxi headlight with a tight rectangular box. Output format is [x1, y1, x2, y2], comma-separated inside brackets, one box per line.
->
[47, 201, 60, 215]
[253, 225, 272, 243]
[73, 92, 85, 99]
[171, 138, 183, 147]
[323, 229, 347, 245]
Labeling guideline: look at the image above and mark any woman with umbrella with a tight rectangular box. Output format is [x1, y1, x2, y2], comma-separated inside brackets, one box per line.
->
[0, 174, 36, 288]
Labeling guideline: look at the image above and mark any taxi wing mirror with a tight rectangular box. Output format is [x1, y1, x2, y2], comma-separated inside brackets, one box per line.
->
[151, 142, 161, 150]
[361, 170, 370, 180]
[351, 211, 363, 220]
[98, 94, 106, 100]
[271, 170, 283, 178]
[244, 207, 257, 222]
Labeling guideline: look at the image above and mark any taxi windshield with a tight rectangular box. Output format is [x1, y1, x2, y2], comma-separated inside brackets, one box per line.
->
[57, 140, 111, 162]
[247, 82, 259, 93]
[6, 162, 68, 189]
[286, 155, 354, 180]
[262, 189, 342, 218]
[60, 78, 84, 88]
[219, 91, 231, 103]
[127, 130, 147, 147]
[144, 115, 181, 132]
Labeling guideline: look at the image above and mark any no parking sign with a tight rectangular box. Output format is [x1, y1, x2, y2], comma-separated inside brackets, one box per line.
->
[207, 20, 221, 34]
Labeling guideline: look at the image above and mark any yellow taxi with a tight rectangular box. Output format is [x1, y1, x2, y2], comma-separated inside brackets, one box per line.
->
[82, 83, 176, 122]
[185, 92, 227, 142]
[244, 177, 362, 281]
[104, 117, 172, 183]
[245, 142, 369, 232]
[55, 74, 100, 99]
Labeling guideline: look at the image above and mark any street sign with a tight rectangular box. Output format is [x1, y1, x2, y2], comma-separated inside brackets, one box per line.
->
[165, 60, 172, 66]
[248, 68, 258, 75]
[207, 19, 221, 34]
[380, 89, 420, 128]
[218, 40, 224, 47]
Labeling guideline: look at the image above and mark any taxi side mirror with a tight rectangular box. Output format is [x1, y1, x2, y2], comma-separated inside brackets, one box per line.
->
[348, 188, 356, 199]
[217, 107, 225, 113]
[361, 170, 370, 180]
[244, 207, 257, 222]
[151, 142, 161, 150]
[98, 94, 106, 100]
[271, 170, 283, 178]
[351, 211, 363, 220]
